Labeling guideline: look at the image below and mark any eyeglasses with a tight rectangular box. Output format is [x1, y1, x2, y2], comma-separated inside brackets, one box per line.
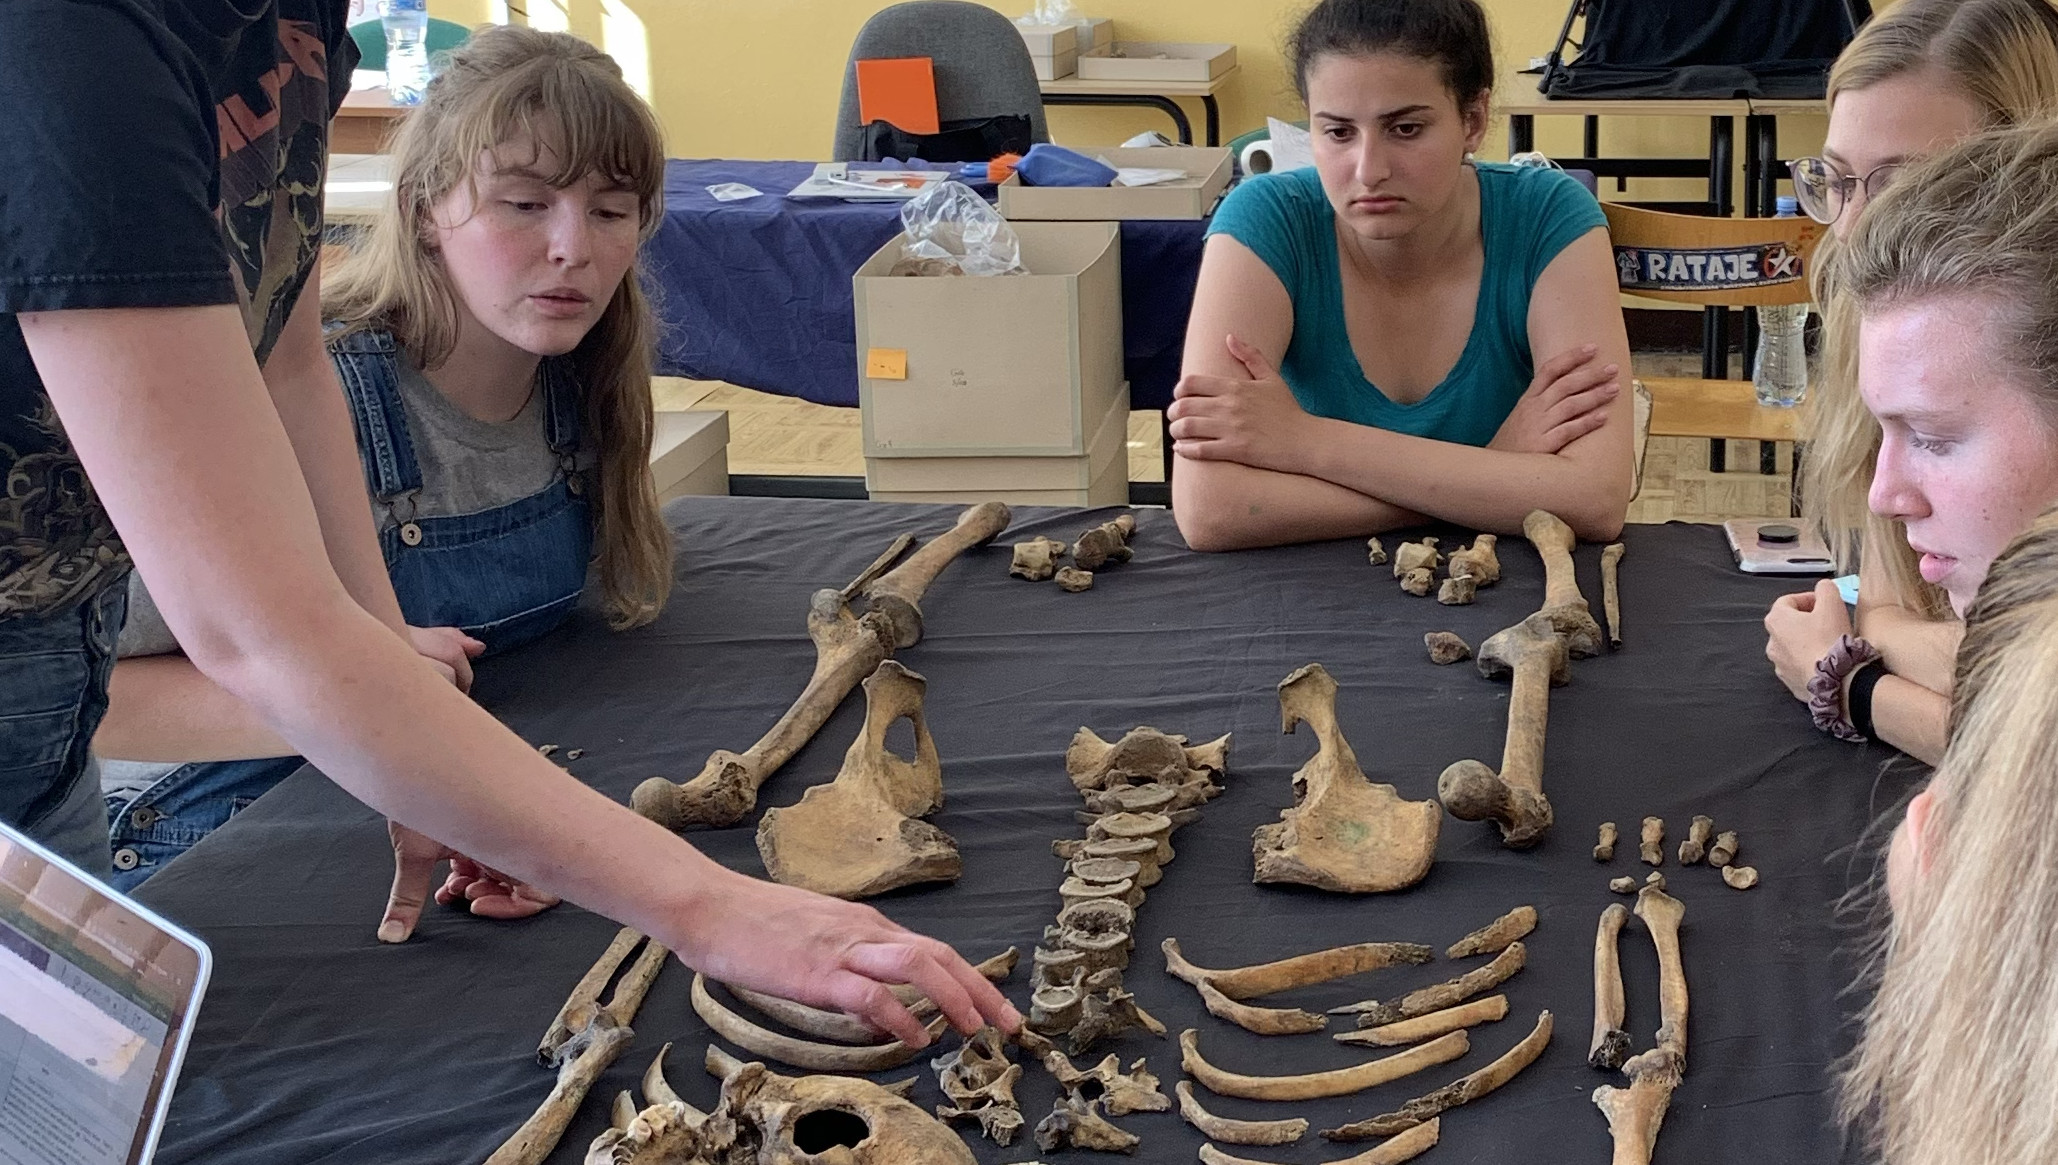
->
[1788, 157, 1904, 226]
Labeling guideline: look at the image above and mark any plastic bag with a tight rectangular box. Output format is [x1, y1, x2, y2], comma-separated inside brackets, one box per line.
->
[1016, 0, 1082, 29]
[891, 180, 1028, 278]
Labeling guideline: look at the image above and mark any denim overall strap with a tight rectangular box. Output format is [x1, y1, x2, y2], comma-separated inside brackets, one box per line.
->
[539, 355, 583, 458]
[327, 326, 426, 501]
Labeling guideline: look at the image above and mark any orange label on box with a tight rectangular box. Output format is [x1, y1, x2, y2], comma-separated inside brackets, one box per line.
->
[866, 348, 908, 380]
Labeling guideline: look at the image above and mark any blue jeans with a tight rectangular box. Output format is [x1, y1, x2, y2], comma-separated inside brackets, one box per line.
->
[0, 582, 126, 873]
[103, 755, 302, 892]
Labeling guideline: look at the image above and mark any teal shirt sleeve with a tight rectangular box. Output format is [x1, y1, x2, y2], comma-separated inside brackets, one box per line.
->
[1515, 165, 1608, 285]
[1203, 169, 1323, 296]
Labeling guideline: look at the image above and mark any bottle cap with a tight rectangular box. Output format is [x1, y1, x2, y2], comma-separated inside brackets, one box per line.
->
[1775, 195, 1800, 216]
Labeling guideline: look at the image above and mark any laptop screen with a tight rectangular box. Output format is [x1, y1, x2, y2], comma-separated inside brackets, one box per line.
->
[0, 826, 210, 1165]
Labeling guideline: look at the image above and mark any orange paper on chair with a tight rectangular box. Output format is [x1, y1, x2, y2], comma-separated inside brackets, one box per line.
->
[856, 57, 940, 136]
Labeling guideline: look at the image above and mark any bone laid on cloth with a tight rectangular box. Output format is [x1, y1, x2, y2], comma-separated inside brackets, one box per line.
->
[501, 931, 671, 1164]
[1333, 994, 1509, 1047]
[1335, 941, 1528, 1027]
[1595, 821, 1619, 862]
[1033, 1092, 1139, 1153]
[1602, 541, 1625, 646]
[1437, 611, 1565, 849]
[724, 947, 1017, 1044]
[862, 501, 1013, 649]
[1179, 1028, 1468, 1102]
[1323, 1010, 1554, 1141]
[679, 1044, 978, 1165]
[1009, 536, 1068, 581]
[1446, 905, 1537, 959]
[1254, 665, 1440, 893]
[1161, 937, 1433, 1000]
[691, 973, 945, 1071]
[1679, 815, 1715, 865]
[1042, 1048, 1171, 1116]
[1194, 977, 1328, 1036]
[538, 926, 643, 1063]
[756, 660, 961, 899]
[633, 505, 1004, 830]
[1590, 903, 1632, 1070]
[1175, 1081, 1307, 1146]
[1594, 887, 1687, 1165]
[1200, 1118, 1439, 1165]
[1070, 513, 1136, 571]
[1523, 509, 1603, 658]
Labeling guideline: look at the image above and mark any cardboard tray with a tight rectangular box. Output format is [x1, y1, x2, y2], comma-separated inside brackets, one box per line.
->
[1076, 41, 1237, 83]
[998, 146, 1232, 221]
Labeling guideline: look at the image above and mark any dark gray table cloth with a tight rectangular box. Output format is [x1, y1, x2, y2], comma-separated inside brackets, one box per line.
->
[136, 498, 1920, 1163]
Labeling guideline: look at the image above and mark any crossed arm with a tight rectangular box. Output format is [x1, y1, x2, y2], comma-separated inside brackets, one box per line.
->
[1167, 229, 1634, 552]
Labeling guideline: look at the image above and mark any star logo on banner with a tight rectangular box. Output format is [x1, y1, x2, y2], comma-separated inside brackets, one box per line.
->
[1763, 243, 1800, 279]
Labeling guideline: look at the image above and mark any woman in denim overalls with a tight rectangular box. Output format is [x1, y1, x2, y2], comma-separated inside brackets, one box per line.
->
[97, 30, 675, 897]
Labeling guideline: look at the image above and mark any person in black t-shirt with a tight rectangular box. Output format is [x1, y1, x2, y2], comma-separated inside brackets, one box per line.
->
[0, 1, 1017, 1047]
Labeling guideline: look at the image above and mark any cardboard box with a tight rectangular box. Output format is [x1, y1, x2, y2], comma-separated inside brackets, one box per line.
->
[1016, 22, 1077, 56]
[1075, 17, 1115, 51]
[1077, 41, 1238, 83]
[866, 388, 1129, 495]
[868, 415, 1129, 506]
[999, 146, 1232, 220]
[1031, 48, 1077, 81]
[855, 220, 1124, 459]
[649, 409, 729, 501]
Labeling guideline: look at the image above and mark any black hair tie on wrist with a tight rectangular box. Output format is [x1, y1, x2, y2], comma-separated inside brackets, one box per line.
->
[1847, 659, 1887, 743]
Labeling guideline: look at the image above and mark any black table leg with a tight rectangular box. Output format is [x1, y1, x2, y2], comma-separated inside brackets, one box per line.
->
[1202, 95, 1220, 147]
[1510, 113, 1534, 155]
[1751, 114, 1783, 476]
[1041, 93, 1192, 145]
[1707, 115, 1737, 473]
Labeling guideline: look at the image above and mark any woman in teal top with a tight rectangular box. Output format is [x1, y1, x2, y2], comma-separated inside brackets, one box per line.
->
[1169, 0, 1635, 550]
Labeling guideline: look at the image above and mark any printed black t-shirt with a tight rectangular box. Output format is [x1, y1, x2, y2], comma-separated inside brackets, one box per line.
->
[0, 0, 357, 618]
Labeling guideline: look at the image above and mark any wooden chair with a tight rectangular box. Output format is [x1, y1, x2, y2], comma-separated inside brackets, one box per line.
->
[1602, 202, 1822, 479]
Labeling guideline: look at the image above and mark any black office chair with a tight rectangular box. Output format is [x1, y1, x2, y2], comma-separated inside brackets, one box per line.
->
[832, 1, 1050, 162]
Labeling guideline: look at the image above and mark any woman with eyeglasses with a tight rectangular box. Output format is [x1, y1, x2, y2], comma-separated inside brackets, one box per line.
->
[1764, 0, 2058, 765]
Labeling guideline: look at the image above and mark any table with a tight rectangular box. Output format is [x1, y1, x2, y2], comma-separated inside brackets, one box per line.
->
[135, 497, 1914, 1164]
[332, 87, 407, 154]
[323, 153, 392, 227]
[1040, 68, 1240, 147]
[647, 159, 1208, 490]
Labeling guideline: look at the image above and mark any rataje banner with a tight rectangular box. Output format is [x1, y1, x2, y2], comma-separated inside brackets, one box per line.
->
[1615, 241, 1804, 293]
[1599, 202, 1823, 308]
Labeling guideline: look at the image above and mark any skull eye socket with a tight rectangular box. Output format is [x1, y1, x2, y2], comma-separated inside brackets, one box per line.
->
[793, 1108, 872, 1153]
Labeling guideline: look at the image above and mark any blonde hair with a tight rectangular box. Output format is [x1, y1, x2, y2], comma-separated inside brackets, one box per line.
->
[1803, 0, 2058, 616]
[325, 25, 672, 629]
[1840, 504, 2058, 1163]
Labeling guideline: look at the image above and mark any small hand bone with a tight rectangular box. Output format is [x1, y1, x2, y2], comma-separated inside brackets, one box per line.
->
[1446, 905, 1537, 959]
[1334, 994, 1508, 1048]
[1590, 903, 1631, 1070]
[1436, 575, 1477, 605]
[1176, 1081, 1307, 1146]
[1709, 830, 1740, 867]
[1678, 815, 1714, 865]
[1640, 816, 1665, 865]
[1449, 534, 1500, 585]
[1321, 1010, 1553, 1141]
[1392, 537, 1441, 578]
[1256, 665, 1441, 892]
[1524, 510, 1603, 658]
[1437, 612, 1566, 848]
[1334, 942, 1528, 1028]
[1400, 567, 1435, 596]
[1010, 536, 1068, 581]
[1366, 538, 1388, 567]
[1055, 567, 1094, 593]
[1180, 1027, 1468, 1102]
[1722, 864, 1759, 889]
[1601, 542, 1624, 646]
[1425, 631, 1472, 665]
[1595, 821, 1619, 861]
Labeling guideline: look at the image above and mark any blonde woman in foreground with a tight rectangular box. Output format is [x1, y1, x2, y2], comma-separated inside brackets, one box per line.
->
[1765, 0, 2058, 764]
[1842, 505, 2058, 1163]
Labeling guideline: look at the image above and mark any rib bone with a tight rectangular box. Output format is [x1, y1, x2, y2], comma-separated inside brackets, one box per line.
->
[1254, 665, 1440, 892]
[1180, 1028, 1468, 1102]
[1335, 941, 1528, 1027]
[1333, 995, 1508, 1048]
[1446, 905, 1537, 959]
[1322, 1010, 1554, 1141]
[755, 660, 960, 899]
[1200, 1119, 1440, 1165]
[1162, 937, 1433, 1000]
[1176, 1081, 1307, 1146]
[690, 973, 944, 1072]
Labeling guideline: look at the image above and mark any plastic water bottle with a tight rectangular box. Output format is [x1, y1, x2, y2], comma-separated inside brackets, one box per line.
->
[383, 0, 430, 106]
[1753, 195, 1810, 407]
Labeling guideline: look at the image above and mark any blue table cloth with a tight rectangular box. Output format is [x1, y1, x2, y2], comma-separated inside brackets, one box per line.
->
[645, 159, 1209, 410]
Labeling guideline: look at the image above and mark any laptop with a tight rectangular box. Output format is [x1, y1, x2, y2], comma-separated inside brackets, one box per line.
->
[0, 819, 211, 1165]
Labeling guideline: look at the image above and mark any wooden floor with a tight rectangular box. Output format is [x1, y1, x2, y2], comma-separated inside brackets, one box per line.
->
[654, 349, 1797, 524]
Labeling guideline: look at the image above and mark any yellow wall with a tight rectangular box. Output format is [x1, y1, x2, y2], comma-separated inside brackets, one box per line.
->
[430, 0, 1826, 207]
